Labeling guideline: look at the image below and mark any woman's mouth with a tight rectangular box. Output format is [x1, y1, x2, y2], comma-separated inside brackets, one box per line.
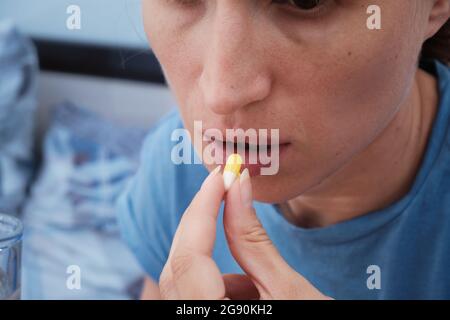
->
[211, 138, 290, 176]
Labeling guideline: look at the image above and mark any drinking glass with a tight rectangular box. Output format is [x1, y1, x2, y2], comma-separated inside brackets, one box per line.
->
[0, 213, 22, 300]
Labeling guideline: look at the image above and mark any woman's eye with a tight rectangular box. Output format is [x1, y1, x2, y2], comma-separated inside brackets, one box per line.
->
[273, 0, 326, 11]
[165, 0, 200, 8]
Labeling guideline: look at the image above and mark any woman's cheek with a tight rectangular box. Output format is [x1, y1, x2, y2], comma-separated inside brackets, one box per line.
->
[318, 16, 418, 147]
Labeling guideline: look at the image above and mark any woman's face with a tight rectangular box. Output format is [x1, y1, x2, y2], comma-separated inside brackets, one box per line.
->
[142, 0, 432, 203]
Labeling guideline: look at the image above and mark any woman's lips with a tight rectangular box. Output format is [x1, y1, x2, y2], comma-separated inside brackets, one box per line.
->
[211, 140, 290, 176]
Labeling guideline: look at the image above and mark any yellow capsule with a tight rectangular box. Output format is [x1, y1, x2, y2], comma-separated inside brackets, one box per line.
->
[224, 154, 243, 176]
[223, 154, 243, 191]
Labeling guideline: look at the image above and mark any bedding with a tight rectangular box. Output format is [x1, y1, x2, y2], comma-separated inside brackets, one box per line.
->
[21, 102, 146, 299]
[0, 20, 38, 216]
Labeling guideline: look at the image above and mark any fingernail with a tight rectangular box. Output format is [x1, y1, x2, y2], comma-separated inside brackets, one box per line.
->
[202, 165, 221, 189]
[239, 168, 253, 208]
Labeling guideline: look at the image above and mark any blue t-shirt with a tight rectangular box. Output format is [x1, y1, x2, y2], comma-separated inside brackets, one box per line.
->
[117, 60, 450, 299]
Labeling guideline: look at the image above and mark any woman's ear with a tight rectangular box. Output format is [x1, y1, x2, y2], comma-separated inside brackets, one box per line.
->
[425, 0, 450, 40]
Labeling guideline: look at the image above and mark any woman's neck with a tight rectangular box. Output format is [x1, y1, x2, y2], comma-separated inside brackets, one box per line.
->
[283, 67, 439, 229]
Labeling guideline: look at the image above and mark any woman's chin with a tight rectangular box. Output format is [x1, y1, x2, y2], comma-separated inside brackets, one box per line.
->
[251, 175, 300, 204]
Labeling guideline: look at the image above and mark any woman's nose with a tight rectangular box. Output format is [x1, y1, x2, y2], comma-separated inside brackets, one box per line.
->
[198, 3, 272, 115]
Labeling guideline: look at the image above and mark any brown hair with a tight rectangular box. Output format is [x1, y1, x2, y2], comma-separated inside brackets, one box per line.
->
[422, 18, 450, 65]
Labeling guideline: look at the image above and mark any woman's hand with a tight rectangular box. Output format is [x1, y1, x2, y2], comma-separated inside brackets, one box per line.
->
[159, 167, 332, 300]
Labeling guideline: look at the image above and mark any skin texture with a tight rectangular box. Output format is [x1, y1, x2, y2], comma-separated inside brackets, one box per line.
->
[139, 0, 450, 299]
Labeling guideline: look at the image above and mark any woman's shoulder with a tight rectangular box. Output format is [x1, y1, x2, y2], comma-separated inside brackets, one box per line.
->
[435, 60, 450, 83]
[116, 110, 208, 278]
[140, 109, 184, 157]
[421, 60, 450, 225]
[133, 108, 209, 231]
[139, 108, 207, 193]
[435, 61, 450, 162]
[420, 61, 450, 196]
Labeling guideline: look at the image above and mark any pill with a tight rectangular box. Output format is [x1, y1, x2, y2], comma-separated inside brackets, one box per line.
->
[223, 154, 243, 191]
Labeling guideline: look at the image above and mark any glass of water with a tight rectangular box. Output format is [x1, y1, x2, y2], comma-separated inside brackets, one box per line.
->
[0, 213, 23, 300]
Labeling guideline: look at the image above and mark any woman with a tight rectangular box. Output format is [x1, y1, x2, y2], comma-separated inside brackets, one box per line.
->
[118, 0, 450, 299]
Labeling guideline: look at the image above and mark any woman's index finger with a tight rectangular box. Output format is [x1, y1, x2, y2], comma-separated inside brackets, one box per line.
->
[173, 166, 225, 257]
